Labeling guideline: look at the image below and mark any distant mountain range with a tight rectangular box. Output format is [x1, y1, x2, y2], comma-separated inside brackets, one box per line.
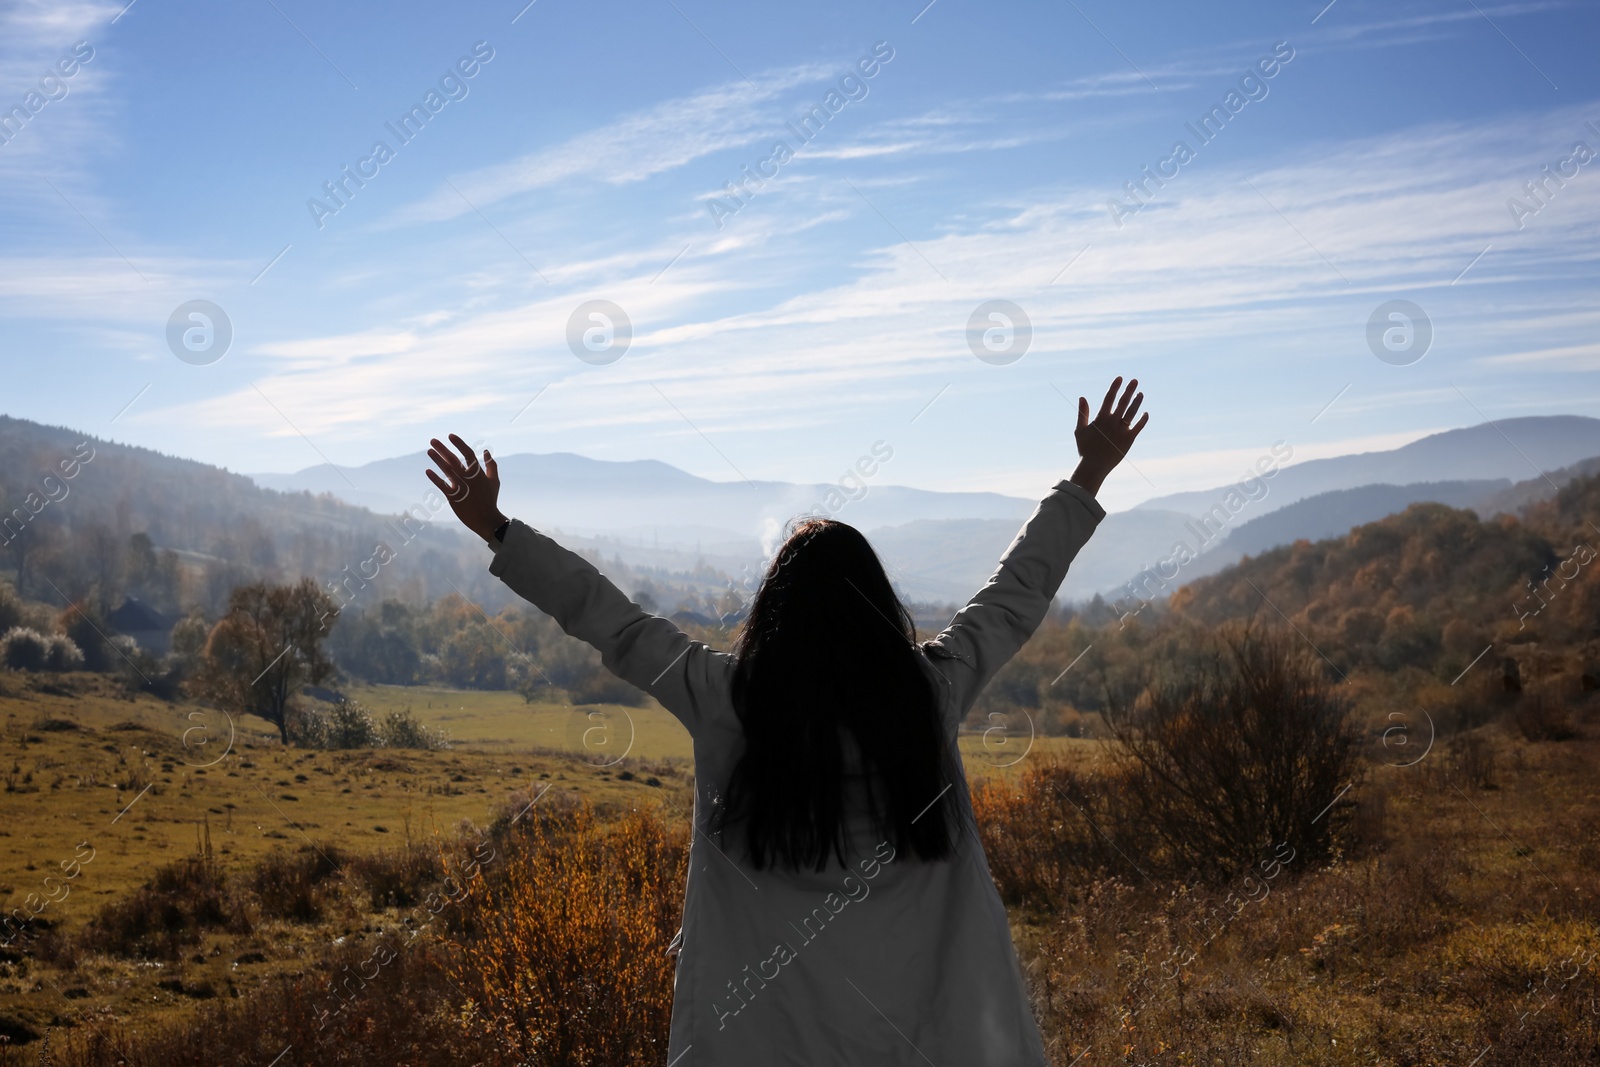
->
[11, 411, 1597, 609]
[249, 415, 1600, 604]
[248, 450, 1037, 552]
[1216, 479, 1509, 556]
[1133, 416, 1600, 517]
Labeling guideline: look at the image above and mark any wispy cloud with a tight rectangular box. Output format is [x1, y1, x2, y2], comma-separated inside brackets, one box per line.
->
[1312, 0, 1568, 46]
[385, 62, 836, 226]
[1480, 341, 1600, 369]
[0, 1, 123, 212]
[134, 97, 1600, 474]
[0, 0, 118, 46]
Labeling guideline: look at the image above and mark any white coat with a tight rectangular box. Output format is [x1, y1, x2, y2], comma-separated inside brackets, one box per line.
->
[487, 477, 1106, 1065]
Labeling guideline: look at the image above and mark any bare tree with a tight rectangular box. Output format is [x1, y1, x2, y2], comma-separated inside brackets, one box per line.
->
[192, 578, 338, 744]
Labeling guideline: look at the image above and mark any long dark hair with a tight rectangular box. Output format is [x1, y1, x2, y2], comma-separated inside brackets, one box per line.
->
[715, 518, 958, 871]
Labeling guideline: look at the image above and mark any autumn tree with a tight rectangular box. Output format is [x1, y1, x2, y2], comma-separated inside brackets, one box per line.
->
[192, 578, 338, 744]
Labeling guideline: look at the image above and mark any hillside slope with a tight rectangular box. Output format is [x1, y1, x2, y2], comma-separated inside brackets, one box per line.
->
[1166, 471, 1600, 680]
[0, 416, 497, 614]
[1216, 480, 1509, 559]
[1136, 416, 1600, 518]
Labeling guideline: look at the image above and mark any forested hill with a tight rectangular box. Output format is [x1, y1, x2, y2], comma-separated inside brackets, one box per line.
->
[1166, 470, 1600, 681]
[0, 414, 431, 537]
[0, 415, 490, 615]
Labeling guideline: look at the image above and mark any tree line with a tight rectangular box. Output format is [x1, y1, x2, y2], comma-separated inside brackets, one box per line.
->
[5, 410, 1597, 751]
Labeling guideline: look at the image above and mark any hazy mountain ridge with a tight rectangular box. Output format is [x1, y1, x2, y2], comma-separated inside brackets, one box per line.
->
[1099, 457, 1600, 611]
[250, 450, 1038, 550]
[876, 424, 1600, 603]
[869, 509, 1198, 604]
[1471, 456, 1600, 519]
[1217, 480, 1512, 559]
[1133, 416, 1600, 519]
[8, 413, 1600, 612]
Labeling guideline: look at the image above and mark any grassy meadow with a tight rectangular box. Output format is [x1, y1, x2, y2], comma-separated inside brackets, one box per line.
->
[0, 670, 695, 1051]
[0, 674, 689, 907]
[0, 668, 1098, 1062]
[3, 609, 1599, 1064]
[0, 672, 1086, 928]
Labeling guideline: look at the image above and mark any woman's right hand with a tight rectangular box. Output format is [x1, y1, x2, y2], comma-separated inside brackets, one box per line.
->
[1070, 376, 1148, 496]
[426, 433, 508, 543]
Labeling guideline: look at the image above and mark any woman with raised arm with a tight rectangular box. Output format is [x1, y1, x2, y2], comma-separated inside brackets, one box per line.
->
[426, 376, 1148, 1067]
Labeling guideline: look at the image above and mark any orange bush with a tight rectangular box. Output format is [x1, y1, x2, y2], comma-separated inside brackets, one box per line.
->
[447, 799, 688, 1066]
[971, 762, 1148, 914]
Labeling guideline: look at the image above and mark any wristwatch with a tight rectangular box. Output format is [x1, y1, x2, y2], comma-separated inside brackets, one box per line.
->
[492, 517, 510, 544]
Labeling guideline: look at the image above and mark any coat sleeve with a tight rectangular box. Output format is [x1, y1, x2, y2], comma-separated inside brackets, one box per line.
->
[920, 479, 1106, 722]
[487, 519, 734, 739]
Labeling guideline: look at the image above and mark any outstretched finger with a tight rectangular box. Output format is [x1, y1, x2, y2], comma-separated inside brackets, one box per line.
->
[429, 438, 465, 474]
[1130, 411, 1150, 437]
[484, 450, 499, 485]
[1077, 396, 1090, 431]
[1098, 376, 1123, 419]
[1114, 378, 1139, 419]
[425, 469, 466, 502]
[427, 443, 464, 486]
[449, 433, 480, 476]
[1124, 391, 1144, 423]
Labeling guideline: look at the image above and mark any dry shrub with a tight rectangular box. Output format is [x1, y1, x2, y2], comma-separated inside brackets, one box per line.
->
[17, 804, 685, 1067]
[1451, 733, 1497, 789]
[249, 843, 345, 922]
[1018, 843, 1489, 1066]
[1105, 626, 1363, 880]
[1352, 774, 1394, 853]
[971, 763, 1148, 914]
[1513, 693, 1580, 741]
[77, 851, 249, 960]
[1, 809, 688, 1067]
[344, 841, 444, 910]
[24, 940, 484, 1067]
[447, 797, 687, 1066]
[975, 628, 1370, 908]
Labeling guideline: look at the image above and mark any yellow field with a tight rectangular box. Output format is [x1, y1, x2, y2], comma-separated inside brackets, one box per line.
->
[7, 665, 1599, 1065]
[347, 681, 697, 760]
[349, 680, 1104, 772]
[2, 673, 1099, 948]
[0, 676, 692, 949]
[0, 671, 1107, 1056]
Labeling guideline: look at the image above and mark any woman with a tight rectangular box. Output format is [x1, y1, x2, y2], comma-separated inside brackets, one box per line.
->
[426, 376, 1148, 1066]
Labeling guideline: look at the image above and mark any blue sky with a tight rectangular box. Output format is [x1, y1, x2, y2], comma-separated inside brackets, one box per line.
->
[2, 0, 1597, 512]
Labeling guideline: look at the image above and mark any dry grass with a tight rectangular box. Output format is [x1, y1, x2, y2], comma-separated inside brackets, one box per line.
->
[4, 797, 687, 1067]
[983, 727, 1600, 1066]
[4, 674, 1599, 1065]
[447, 797, 687, 1065]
